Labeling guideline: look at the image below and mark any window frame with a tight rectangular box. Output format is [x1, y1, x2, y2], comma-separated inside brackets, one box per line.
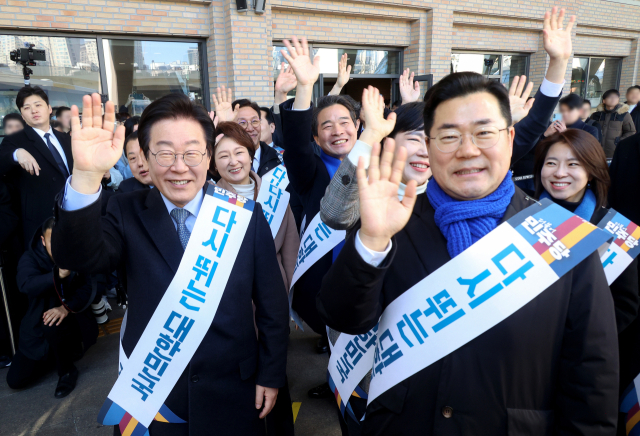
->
[572, 55, 622, 104]
[0, 30, 209, 109]
[451, 50, 530, 86]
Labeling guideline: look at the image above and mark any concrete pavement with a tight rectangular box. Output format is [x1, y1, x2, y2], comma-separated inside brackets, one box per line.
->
[0, 308, 342, 436]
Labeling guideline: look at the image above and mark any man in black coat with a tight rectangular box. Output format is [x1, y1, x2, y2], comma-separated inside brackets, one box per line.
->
[0, 86, 73, 248]
[6, 217, 97, 398]
[318, 11, 618, 434]
[51, 93, 289, 436]
[609, 131, 640, 435]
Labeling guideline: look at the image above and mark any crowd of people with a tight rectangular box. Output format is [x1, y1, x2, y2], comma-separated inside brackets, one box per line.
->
[0, 5, 640, 436]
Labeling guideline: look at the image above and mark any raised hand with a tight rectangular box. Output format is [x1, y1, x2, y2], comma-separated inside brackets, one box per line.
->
[212, 86, 238, 123]
[274, 62, 298, 104]
[70, 93, 125, 194]
[543, 7, 575, 61]
[336, 53, 352, 89]
[357, 140, 417, 252]
[399, 68, 421, 104]
[359, 86, 397, 147]
[281, 37, 319, 87]
[508, 75, 535, 125]
[209, 110, 219, 128]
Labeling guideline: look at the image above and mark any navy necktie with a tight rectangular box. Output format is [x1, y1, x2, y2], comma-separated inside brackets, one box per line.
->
[44, 133, 69, 179]
[171, 208, 192, 250]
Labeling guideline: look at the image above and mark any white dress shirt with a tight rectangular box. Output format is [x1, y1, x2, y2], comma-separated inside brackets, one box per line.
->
[62, 176, 204, 233]
[13, 126, 69, 172]
[252, 145, 262, 173]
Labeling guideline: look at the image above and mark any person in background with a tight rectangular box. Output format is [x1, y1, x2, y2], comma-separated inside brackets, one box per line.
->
[533, 129, 640, 436]
[321, 92, 430, 231]
[627, 85, 640, 131]
[590, 89, 636, 158]
[581, 99, 603, 140]
[6, 217, 97, 398]
[50, 119, 64, 133]
[2, 113, 24, 136]
[114, 116, 139, 181]
[0, 86, 73, 248]
[260, 106, 284, 154]
[118, 131, 153, 193]
[541, 93, 599, 141]
[55, 107, 71, 133]
[214, 93, 282, 177]
[211, 121, 299, 436]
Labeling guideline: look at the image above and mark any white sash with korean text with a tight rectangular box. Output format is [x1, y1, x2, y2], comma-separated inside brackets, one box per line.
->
[288, 213, 346, 328]
[331, 200, 611, 406]
[104, 185, 255, 428]
[596, 209, 640, 285]
[255, 165, 290, 238]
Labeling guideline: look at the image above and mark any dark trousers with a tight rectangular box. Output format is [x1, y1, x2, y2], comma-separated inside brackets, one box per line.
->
[6, 313, 79, 388]
[337, 395, 367, 436]
[266, 377, 295, 436]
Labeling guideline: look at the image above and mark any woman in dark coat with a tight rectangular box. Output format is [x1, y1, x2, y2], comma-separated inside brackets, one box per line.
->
[533, 129, 640, 435]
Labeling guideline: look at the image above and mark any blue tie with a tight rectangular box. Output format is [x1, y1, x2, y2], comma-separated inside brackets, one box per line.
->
[170, 208, 191, 250]
[44, 133, 69, 179]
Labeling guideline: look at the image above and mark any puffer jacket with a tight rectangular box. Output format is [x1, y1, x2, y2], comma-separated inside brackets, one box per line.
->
[590, 103, 636, 158]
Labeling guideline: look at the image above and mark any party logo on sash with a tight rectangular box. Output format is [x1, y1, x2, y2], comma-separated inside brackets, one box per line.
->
[365, 199, 611, 404]
[596, 209, 640, 285]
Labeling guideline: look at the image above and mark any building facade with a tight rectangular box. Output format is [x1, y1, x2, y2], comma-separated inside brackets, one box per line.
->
[1, 0, 640, 133]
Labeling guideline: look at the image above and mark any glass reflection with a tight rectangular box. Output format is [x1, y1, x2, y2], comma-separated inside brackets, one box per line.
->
[103, 39, 202, 114]
[571, 57, 588, 97]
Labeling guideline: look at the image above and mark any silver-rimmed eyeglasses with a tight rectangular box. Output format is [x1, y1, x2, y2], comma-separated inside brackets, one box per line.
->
[429, 126, 508, 153]
[150, 150, 207, 167]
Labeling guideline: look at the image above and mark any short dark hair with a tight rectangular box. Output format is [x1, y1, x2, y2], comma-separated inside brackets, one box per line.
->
[312, 95, 357, 136]
[390, 102, 425, 138]
[534, 129, 610, 209]
[260, 107, 275, 125]
[582, 99, 592, 107]
[232, 99, 261, 119]
[137, 93, 214, 159]
[124, 115, 140, 139]
[50, 119, 62, 130]
[16, 86, 49, 110]
[423, 72, 511, 136]
[559, 94, 583, 110]
[602, 89, 620, 101]
[55, 106, 70, 118]
[124, 131, 139, 155]
[41, 217, 55, 235]
[627, 85, 640, 94]
[341, 95, 361, 120]
[211, 122, 256, 176]
[2, 113, 23, 128]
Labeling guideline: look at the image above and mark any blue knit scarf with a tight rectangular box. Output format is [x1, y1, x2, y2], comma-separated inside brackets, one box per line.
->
[427, 171, 515, 258]
[540, 188, 597, 221]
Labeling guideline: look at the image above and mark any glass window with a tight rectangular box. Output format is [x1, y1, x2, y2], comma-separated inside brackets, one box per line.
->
[571, 57, 588, 98]
[312, 48, 400, 75]
[103, 39, 203, 115]
[587, 58, 620, 104]
[0, 35, 101, 136]
[502, 55, 528, 88]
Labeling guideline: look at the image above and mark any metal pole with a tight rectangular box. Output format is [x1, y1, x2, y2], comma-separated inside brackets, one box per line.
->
[0, 266, 16, 356]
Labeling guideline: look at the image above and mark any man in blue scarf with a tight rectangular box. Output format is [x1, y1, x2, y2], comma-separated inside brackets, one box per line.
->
[318, 8, 619, 435]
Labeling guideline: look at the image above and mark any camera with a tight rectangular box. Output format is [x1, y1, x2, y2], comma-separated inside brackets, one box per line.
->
[9, 43, 46, 86]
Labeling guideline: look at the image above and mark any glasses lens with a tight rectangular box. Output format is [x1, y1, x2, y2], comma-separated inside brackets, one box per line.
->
[251, 119, 260, 127]
[436, 131, 462, 153]
[473, 126, 500, 149]
[156, 151, 175, 167]
[184, 151, 204, 167]
[238, 121, 247, 128]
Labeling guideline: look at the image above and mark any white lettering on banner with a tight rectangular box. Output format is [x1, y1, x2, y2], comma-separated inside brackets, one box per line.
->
[328, 327, 377, 408]
[288, 213, 345, 330]
[366, 201, 611, 404]
[255, 165, 290, 238]
[597, 210, 640, 285]
[106, 186, 254, 427]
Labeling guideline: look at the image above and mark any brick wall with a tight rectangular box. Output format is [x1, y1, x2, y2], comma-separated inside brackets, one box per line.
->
[1, 0, 640, 104]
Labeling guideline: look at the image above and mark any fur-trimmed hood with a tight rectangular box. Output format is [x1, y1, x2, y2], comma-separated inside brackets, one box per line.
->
[596, 103, 630, 114]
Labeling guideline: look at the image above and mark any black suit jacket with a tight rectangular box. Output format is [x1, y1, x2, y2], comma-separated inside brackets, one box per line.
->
[0, 126, 73, 247]
[0, 179, 18, 247]
[117, 177, 151, 194]
[256, 141, 282, 177]
[280, 99, 333, 333]
[318, 189, 618, 436]
[51, 186, 289, 435]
